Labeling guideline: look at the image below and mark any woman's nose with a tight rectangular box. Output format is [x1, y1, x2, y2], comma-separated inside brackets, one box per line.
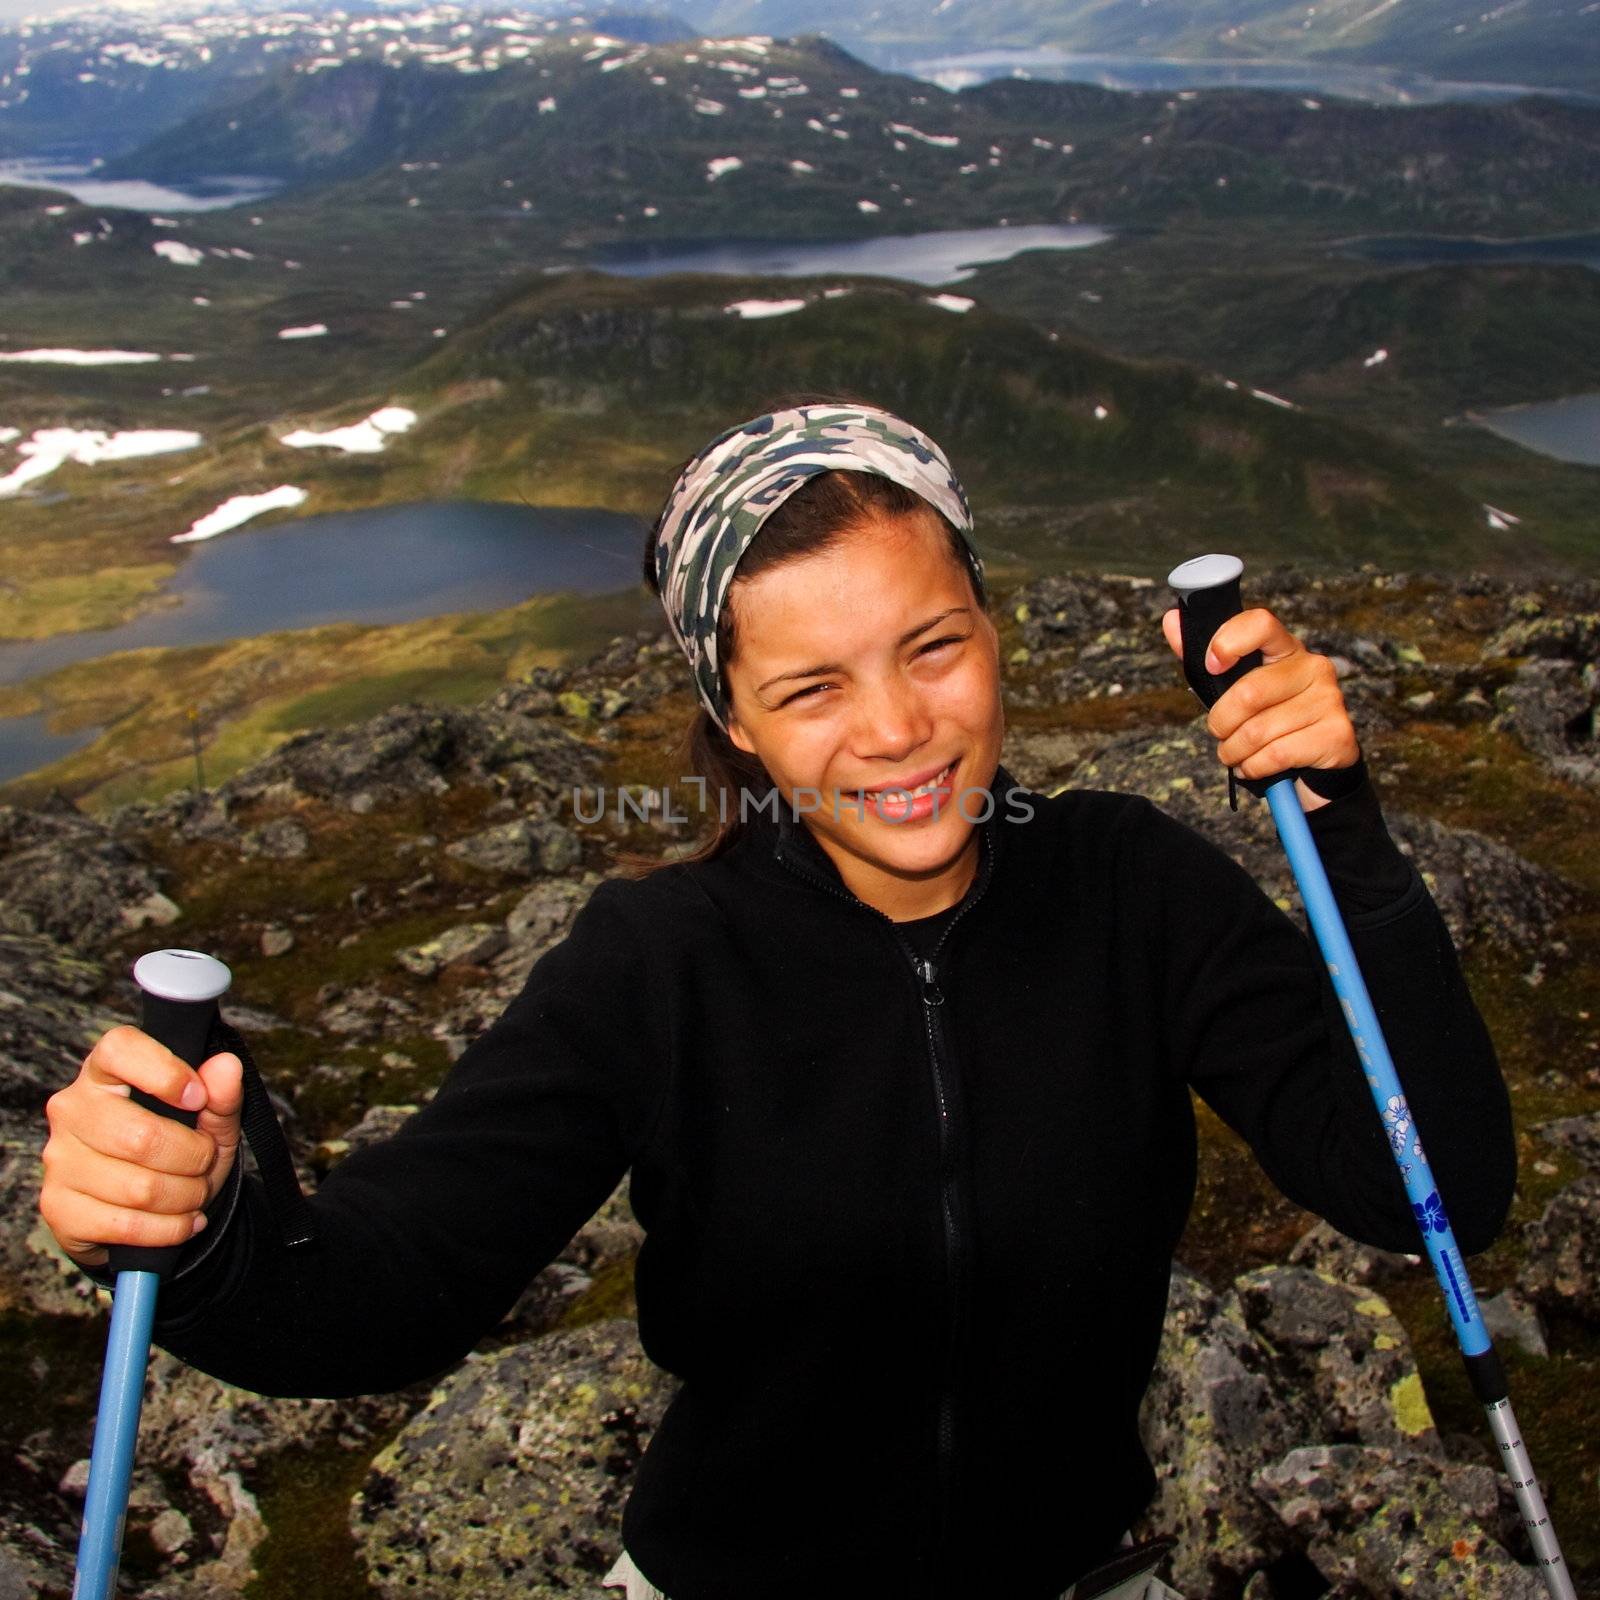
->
[851, 672, 934, 754]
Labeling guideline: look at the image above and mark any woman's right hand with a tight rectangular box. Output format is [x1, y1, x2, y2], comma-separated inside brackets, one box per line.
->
[39, 1025, 244, 1269]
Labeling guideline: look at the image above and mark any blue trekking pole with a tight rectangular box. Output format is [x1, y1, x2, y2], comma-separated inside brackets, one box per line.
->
[1168, 555, 1575, 1600]
[73, 949, 233, 1600]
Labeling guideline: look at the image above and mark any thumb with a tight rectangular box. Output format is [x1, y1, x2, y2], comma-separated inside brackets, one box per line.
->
[1160, 607, 1183, 659]
[196, 1051, 244, 1175]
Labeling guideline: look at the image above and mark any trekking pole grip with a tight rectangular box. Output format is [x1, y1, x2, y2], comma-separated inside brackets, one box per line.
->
[1167, 552, 1262, 709]
[105, 949, 233, 1278]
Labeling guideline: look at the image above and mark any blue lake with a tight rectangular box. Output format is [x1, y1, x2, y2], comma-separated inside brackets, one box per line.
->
[585, 223, 1113, 287]
[883, 47, 1600, 107]
[0, 500, 647, 783]
[0, 159, 282, 212]
[1472, 393, 1600, 467]
[1336, 231, 1600, 273]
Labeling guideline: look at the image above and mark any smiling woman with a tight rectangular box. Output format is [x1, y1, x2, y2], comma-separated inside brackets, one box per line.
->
[626, 389, 1001, 911]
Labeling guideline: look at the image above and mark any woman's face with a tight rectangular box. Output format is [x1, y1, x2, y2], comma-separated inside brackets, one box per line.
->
[722, 508, 1004, 920]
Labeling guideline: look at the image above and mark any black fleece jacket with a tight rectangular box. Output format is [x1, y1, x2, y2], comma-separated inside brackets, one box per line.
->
[91, 764, 1516, 1600]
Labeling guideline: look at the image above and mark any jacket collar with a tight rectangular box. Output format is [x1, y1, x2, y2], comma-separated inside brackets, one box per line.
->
[743, 761, 1017, 913]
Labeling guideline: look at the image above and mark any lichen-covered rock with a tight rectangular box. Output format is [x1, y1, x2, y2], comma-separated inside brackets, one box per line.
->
[395, 921, 508, 978]
[0, 1146, 107, 1317]
[0, 932, 116, 1124]
[1251, 1445, 1544, 1599]
[1477, 1287, 1549, 1359]
[1484, 613, 1600, 664]
[350, 1318, 678, 1599]
[0, 802, 174, 952]
[239, 816, 310, 860]
[1490, 657, 1599, 788]
[1517, 1174, 1600, 1324]
[1232, 1267, 1443, 1462]
[446, 816, 581, 878]
[1130, 1265, 1310, 1594]
[1286, 1220, 1418, 1286]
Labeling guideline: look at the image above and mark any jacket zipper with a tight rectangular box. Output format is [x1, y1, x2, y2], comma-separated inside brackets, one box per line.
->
[771, 817, 994, 1569]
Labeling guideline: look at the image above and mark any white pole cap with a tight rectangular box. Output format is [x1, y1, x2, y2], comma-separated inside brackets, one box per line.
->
[1167, 553, 1244, 600]
[132, 949, 233, 1004]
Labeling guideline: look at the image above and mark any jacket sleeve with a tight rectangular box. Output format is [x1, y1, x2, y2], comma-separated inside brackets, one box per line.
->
[81, 877, 669, 1398]
[1138, 777, 1517, 1256]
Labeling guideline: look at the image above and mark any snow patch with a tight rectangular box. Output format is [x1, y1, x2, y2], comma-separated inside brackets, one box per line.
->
[172, 486, 308, 544]
[0, 348, 162, 365]
[1363, 347, 1389, 368]
[152, 238, 206, 267]
[857, 199, 880, 213]
[889, 121, 959, 149]
[1250, 387, 1295, 409]
[925, 293, 973, 313]
[279, 405, 416, 454]
[278, 323, 328, 339]
[724, 298, 807, 319]
[0, 427, 202, 497]
[706, 156, 743, 180]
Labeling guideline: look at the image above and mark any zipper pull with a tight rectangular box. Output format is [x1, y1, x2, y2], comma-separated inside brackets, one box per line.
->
[918, 958, 945, 1006]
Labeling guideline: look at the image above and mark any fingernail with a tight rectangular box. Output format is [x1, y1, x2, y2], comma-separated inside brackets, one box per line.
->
[191, 1213, 208, 1235]
[1205, 650, 1223, 674]
[181, 1079, 206, 1111]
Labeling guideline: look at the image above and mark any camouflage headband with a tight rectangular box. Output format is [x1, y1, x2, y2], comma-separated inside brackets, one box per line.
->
[653, 403, 985, 734]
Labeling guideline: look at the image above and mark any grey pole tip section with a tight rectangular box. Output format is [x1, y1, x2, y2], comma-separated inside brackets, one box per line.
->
[131, 949, 232, 1004]
[1167, 553, 1243, 600]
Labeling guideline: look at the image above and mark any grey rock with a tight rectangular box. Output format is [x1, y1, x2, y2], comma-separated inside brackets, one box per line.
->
[0, 1146, 107, 1317]
[240, 817, 310, 860]
[395, 921, 508, 978]
[1484, 613, 1600, 663]
[1233, 1266, 1444, 1462]
[1252, 1444, 1544, 1599]
[1130, 1265, 1308, 1593]
[259, 926, 295, 958]
[446, 816, 581, 878]
[313, 1103, 419, 1171]
[0, 802, 174, 953]
[1477, 1287, 1548, 1359]
[1517, 1173, 1600, 1324]
[1490, 658, 1598, 786]
[1286, 1220, 1418, 1286]
[1530, 1111, 1600, 1171]
[351, 1318, 678, 1599]
[501, 1176, 644, 1337]
[0, 932, 117, 1120]
[120, 889, 182, 930]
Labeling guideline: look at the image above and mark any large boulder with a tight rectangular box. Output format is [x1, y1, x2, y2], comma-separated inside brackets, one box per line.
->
[350, 1318, 678, 1599]
[1252, 1445, 1544, 1599]
[1231, 1266, 1444, 1463]
[1131, 1266, 1311, 1594]
[0, 803, 177, 953]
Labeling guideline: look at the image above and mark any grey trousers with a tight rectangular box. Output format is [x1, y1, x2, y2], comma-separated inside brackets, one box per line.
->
[601, 1533, 1186, 1600]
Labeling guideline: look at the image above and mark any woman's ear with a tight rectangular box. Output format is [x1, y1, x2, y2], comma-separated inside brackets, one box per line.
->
[725, 711, 756, 758]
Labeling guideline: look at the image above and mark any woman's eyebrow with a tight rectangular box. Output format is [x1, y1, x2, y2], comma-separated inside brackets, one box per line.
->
[755, 608, 972, 695]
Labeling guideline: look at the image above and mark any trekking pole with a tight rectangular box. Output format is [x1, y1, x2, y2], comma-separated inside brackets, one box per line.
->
[1167, 554, 1576, 1600]
[73, 949, 233, 1600]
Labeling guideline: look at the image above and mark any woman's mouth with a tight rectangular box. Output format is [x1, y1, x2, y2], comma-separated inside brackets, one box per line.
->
[863, 759, 957, 820]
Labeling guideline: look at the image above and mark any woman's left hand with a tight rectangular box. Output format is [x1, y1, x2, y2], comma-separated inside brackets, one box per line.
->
[1160, 605, 1361, 812]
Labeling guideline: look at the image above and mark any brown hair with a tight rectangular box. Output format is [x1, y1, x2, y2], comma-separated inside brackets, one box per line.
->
[616, 390, 989, 878]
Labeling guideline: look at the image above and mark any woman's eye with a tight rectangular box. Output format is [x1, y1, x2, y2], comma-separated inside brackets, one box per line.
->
[779, 636, 968, 706]
[920, 634, 964, 655]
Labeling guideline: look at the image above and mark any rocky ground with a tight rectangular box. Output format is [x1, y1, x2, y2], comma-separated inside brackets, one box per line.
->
[1, 562, 1597, 1599]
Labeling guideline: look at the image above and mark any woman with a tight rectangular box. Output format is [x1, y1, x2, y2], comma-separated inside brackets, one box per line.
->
[39, 397, 1516, 1600]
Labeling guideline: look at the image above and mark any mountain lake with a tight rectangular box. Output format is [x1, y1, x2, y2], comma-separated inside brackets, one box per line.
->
[0, 158, 282, 212]
[0, 500, 647, 784]
[585, 222, 1113, 286]
[879, 48, 1600, 107]
[1471, 393, 1600, 467]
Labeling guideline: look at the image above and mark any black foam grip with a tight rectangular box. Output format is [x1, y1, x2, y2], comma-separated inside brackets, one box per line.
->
[105, 992, 218, 1278]
[1176, 573, 1263, 709]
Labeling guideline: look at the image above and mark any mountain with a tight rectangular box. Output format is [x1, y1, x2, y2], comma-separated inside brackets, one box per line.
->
[94, 35, 1600, 236]
[671, 0, 1600, 97]
[0, 2, 690, 160]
